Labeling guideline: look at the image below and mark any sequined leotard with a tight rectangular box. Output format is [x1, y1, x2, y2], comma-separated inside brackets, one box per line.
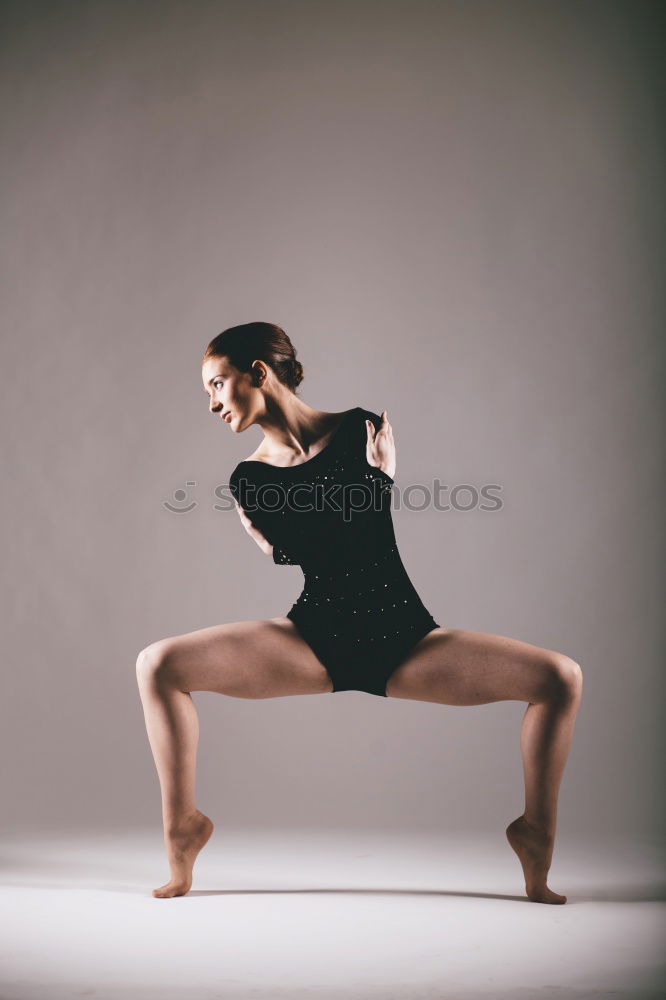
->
[228, 406, 440, 697]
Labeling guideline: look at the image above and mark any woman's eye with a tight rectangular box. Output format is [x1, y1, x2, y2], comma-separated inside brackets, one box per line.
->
[214, 381, 224, 389]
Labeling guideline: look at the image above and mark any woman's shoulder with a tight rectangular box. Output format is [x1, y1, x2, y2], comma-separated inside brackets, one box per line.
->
[229, 459, 264, 482]
[228, 457, 288, 500]
[358, 406, 383, 423]
[228, 460, 260, 494]
[354, 406, 385, 433]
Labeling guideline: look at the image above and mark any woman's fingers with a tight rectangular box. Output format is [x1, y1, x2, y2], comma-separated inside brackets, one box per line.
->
[235, 502, 252, 529]
[366, 412, 391, 451]
[365, 410, 395, 478]
[235, 501, 272, 554]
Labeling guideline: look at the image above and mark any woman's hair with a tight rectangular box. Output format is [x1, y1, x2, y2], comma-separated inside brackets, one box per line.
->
[203, 322, 304, 393]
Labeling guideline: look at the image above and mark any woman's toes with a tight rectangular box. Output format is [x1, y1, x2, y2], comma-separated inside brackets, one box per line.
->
[152, 880, 190, 898]
[528, 885, 567, 905]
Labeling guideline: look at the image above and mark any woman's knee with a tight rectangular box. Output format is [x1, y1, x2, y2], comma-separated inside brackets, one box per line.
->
[543, 653, 583, 704]
[135, 640, 176, 687]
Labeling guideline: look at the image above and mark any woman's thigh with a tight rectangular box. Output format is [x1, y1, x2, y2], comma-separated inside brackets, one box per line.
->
[137, 617, 334, 699]
[385, 627, 581, 706]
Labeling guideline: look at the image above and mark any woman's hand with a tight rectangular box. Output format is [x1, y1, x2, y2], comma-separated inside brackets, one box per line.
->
[234, 501, 274, 557]
[365, 409, 396, 480]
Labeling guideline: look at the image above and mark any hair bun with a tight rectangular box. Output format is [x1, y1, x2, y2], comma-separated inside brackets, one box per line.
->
[292, 359, 304, 386]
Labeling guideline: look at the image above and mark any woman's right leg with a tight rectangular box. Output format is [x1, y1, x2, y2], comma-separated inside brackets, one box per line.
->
[135, 616, 333, 897]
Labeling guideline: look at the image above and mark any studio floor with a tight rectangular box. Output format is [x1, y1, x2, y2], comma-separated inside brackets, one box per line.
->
[1, 828, 664, 999]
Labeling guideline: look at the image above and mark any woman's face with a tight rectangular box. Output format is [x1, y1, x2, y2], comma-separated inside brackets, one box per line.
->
[201, 356, 255, 431]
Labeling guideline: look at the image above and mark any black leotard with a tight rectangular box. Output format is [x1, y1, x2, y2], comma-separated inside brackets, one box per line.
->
[228, 406, 440, 697]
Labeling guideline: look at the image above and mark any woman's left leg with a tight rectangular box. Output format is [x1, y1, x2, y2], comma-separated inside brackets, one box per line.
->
[385, 627, 583, 904]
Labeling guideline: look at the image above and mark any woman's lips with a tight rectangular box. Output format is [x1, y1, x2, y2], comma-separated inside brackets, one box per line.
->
[223, 412, 232, 422]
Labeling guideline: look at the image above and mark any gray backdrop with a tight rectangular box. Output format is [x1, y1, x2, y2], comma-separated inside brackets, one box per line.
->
[1, 0, 663, 844]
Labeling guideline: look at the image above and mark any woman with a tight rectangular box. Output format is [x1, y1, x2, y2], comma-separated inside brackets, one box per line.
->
[136, 321, 583, 903]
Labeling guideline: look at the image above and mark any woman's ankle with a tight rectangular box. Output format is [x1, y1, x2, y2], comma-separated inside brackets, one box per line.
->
[163, 807, 203, 836]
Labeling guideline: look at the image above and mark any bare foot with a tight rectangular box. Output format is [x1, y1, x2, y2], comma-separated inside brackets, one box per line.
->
[152, 809, 214, 898]
[505, 815, 567, 904]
